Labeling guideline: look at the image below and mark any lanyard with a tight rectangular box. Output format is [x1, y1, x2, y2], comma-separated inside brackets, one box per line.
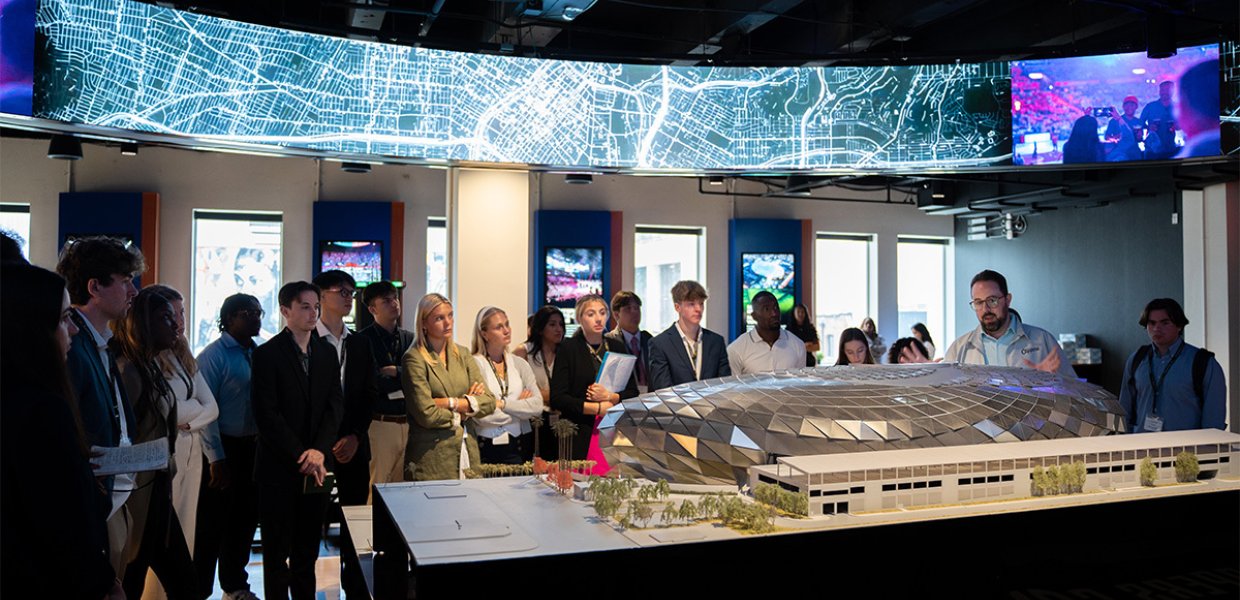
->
[682, 336, 701, 379]
[486, 354, 510, 400]
[1147, 342, 1185, 416]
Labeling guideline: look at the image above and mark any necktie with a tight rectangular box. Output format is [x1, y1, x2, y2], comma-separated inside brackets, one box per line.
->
[629, 335, 646, 387]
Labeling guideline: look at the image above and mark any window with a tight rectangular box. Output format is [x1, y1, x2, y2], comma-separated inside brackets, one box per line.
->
[634, 227, 703, 332]
[815, 234, 872, 363]
[191, 211, 283, 355]
[897, 237, 949, 359]
[427, 218, 447, 296]
[0, 203, 31, 260]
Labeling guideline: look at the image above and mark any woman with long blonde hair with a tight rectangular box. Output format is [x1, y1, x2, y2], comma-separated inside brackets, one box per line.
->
[401, 293, 495, 481]
[470, 306, 543, 464]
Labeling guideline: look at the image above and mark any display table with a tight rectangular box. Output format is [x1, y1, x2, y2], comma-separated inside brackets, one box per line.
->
[371, 477, 1239, 597]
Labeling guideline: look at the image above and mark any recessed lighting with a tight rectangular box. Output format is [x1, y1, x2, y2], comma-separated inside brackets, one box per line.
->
[1132, 67, 1147, 75]
[1028, 72, 1044, 80]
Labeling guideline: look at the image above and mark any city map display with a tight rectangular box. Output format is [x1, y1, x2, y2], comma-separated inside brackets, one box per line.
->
[33, 0, 1011, 170]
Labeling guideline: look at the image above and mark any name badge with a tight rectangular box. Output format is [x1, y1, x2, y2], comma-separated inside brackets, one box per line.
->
[1142, 415, 1164, 433]
[493, 431, 510, 445]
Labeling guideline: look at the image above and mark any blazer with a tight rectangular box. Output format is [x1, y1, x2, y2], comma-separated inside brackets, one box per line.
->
[65, 310, 137, 449]
[401, 342, 496, 481]
[604, 327, 653, 386]
[251, 329, 345, 486]
[339, 332, 382, 461]
[550, 331, 639, 462]
[647, 323, 731, 391]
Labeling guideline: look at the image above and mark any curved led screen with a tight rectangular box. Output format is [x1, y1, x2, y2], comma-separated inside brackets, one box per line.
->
[34, 0, 1010, 170]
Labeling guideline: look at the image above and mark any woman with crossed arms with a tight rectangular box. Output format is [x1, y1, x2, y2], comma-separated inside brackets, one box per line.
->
[470, 306, 544, 464]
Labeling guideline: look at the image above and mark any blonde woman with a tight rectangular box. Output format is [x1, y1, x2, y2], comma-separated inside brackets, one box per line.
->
[471, 306, 544, 464]
[549, 294, 639, 466]
[401, 294, 495, 481]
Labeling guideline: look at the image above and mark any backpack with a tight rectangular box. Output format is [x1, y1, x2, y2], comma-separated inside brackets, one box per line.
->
[1125, 344, 1214, 409]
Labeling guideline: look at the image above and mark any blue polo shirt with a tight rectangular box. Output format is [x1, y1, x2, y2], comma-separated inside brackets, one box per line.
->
[198, 332, 260, 438]
[1119, 337, 1226, 432]
[980, 315, 1021, 366]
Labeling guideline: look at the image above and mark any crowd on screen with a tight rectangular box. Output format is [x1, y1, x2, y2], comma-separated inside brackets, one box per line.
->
[0, 232, 1227, 599]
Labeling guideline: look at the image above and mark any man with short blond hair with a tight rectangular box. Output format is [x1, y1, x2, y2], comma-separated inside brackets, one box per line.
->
[648, 280, 730, 390]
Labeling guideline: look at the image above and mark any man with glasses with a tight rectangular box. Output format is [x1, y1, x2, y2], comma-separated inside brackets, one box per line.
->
[195, 293, 263, 600]
[357, 281, 415, 494]
[943, 270, 1075, 378]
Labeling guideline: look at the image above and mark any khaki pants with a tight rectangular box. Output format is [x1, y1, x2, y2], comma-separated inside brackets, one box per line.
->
[368, 419, 409, 502]
[106, 502, 132, 577]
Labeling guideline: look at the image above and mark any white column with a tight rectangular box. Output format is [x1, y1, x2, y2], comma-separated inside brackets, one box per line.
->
[875, 233, 899, 360]
[447, 168, 531, 348]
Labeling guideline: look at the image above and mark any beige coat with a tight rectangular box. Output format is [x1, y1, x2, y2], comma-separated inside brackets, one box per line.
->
[401, 342, 495, 481]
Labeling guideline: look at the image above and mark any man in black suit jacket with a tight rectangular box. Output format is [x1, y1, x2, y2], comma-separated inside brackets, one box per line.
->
[604, 291, 654, 393]
[648, 280, 731, 391]
[252, 282, 343, 600]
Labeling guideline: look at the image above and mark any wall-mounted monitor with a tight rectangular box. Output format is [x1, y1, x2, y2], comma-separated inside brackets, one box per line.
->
[320, 240, 383, 287]
[741, 253, 795, 330]
[1012, 44, 1219, 165]
[544, 246, 603, 307]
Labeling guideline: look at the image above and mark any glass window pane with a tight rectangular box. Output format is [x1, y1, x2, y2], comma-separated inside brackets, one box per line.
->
[815, 235, 871, 364]
[427, 218, 447, 296]
[0, 204, 32, 261]
[191, 211, 282, 355]
[897, 238, 948, 359]
[635, 227, 703, 333]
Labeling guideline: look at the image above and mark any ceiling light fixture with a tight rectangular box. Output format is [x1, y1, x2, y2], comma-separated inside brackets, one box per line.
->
[47, 135, 83, 160]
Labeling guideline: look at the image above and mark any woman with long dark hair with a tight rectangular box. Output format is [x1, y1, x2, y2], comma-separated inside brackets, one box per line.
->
[518, 305, 565, 459]
[911, 322, 936, 359]
[787, 303, 820, 367]
[111, 288, 198, 598]
[1, 262, 122, 599]
[1062, 115, 1103, 164]
[834, 327, 875, 366]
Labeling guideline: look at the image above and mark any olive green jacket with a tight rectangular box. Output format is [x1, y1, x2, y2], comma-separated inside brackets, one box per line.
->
[401, 343, 495, 481]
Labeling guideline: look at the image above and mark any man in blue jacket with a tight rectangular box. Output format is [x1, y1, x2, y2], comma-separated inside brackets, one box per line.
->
[648, 280, 731, 391]
[56, 235, 144, 576]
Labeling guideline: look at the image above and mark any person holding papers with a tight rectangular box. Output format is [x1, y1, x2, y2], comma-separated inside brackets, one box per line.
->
[550, 294, 639, 464]
[471, 306, 544, 464]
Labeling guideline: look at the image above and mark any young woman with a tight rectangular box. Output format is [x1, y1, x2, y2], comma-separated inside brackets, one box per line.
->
[911, 322, 936, 360]
[402, 293, 495, 481]
[859, 317, 887, 363]
[470, 306, 544, 464]
[549, 295, 639, 467]
[787, 303, 820, 367]
[834, 327, 875, 366]
[143, 284, 220, 598]
[111, 287, 197, 598]
[519, 305, 565, 460]
[1, 262, 121, 599]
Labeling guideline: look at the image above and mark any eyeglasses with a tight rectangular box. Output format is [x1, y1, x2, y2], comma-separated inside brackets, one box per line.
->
[968, 295, 1006, 311]
[327, 288, 356, 299]
[236, 308, 265, 318]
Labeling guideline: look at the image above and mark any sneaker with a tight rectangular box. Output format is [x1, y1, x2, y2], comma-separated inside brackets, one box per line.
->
[223, 590, 261, 600]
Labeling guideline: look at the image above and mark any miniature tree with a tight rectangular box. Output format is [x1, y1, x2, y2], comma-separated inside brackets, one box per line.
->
[1174, 451, 1199, 483]
[1031, 466, 1046, 497]
[659, 503, 677, 526]
[530, 414, 544, 459]
[632, 500, 655, 527]
[1046, 465, 1062, 495]
[533, 456, 548, 475]
[556, 469, 575, 494]
[1068, 461, 1086, 494]
[654, 479, 671, 501]
[678, 499, 698, 521]
[1139, 457, 1158, 487]
[698, 494, 720, 520]
[550, 419, 579, 469]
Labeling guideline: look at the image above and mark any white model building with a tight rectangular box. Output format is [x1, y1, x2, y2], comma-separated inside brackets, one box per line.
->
[749, 429, 1240, 516]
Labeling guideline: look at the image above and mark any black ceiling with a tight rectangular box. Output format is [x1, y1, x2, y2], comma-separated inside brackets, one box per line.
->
[143, 0, 1238, 66]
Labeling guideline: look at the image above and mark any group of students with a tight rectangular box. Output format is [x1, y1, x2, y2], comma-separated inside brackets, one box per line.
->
[0, 231, 1228, 600]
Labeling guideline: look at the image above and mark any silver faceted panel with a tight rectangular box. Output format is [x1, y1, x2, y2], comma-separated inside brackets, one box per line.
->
[598, 363, 1126, 485]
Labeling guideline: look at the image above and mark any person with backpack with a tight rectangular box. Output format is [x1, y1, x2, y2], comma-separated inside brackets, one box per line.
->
[1120, 298, 1226, 433]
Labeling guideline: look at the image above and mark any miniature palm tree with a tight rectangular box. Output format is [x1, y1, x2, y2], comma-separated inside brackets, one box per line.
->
[1139, 457, 1157, 487]
[550, 419, 579, 469]
[530, 414, 544, 459]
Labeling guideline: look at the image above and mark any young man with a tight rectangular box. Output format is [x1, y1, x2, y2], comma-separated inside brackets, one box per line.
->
[195, 293, 263, 600]
[942, 270, 1076, 378]
[604, 291, 653, 393]
[648, 280, 730, 391]
[727, 291, 805, 375]
[252, 282, 343, 600]
[357, 281, 415, 490]
[1119, 298, 1226, 433]
[56, 235, 144, 577]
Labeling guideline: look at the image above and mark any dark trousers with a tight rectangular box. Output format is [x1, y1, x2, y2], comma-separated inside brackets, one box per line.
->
[122, 471, 199, 599]
[331, 450, 370, 598]
[478, 431, 533, 465]
[260, 481, 329, 600]
[195, 434, 259, 596]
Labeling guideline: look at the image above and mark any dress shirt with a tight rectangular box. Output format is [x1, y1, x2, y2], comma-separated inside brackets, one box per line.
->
[316, 319, 350, 384]
[1119, 338, 1226, 432]
[75, 309, 134, 515]
[942, 315, 1077, 379]
[197, 332, 259, 437]
[727, 329, 806, 375]
[675, 322, 703, 380]
[981, 316, 1020, 367]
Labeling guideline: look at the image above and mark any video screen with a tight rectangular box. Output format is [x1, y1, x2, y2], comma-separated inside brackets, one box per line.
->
[741, 253, 795, 330]
[0, 0, 36, 116]
[545, 247, 603, 307]
[1012, 44, 1219, 165]
[320, 241, 382, 287]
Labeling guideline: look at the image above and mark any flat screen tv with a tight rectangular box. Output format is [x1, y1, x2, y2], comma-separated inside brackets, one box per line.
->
[544, 247, 603, 307]
[1011, 44, 1219, 165]
[320, 240, 383, 287]
[741, 253, 795, 329]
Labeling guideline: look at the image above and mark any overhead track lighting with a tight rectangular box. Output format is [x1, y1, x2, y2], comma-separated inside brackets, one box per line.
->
[47, 135, 83, 160]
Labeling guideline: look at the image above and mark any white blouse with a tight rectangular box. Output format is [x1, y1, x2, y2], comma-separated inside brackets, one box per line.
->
[471, 352, 543, 439]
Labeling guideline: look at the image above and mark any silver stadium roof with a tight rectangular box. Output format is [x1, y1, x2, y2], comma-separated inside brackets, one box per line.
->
[598, 363, 1126, 485]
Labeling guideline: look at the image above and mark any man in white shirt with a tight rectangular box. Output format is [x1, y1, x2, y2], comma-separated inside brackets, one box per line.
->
[727, 291, 805, 375]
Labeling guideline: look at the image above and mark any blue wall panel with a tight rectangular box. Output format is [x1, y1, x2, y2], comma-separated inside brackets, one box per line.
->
[59, 192, 149, 286]
[728, 219, 804, 340]
[312, 201, 393, 281]
[533, 210, 613, 315]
